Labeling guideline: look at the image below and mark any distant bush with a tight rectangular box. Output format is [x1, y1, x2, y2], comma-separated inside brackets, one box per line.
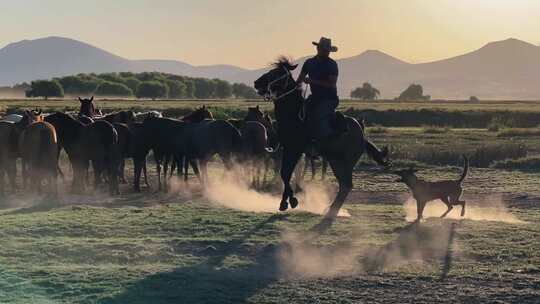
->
[27, 71, 251, 100]
[193, 78, 215, 99]
[123, 77, 142, 93]
[213, 79, 233, 99]
[164, 79, 187, 98]
[469, 96, 480, 102]
[136, 81, 169, 100]
[95, 81, 133, 96]
[26, 80, 64, 100]
[232, 83, 259, 99]
[57, 75, 101, 95]
[351, 82, 380, 100]
[422, 125, 450, 134]
[397, 84, 430, 101]
[491, 156, 540, 171]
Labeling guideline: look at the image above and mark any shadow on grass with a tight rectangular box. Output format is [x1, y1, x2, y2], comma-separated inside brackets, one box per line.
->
[361, 220, 459, 278]
[0, 195, 60, 215]
[100, 213, 288, 304]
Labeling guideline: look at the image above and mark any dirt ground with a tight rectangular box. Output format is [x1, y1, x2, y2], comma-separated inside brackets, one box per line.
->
[0, 161, 538, 303]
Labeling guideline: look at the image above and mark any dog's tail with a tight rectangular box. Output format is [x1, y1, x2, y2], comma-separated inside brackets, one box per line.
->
[458, 155, 469, 183]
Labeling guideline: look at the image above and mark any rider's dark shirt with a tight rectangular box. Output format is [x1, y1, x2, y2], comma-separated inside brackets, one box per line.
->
[301, 56, 338, 100]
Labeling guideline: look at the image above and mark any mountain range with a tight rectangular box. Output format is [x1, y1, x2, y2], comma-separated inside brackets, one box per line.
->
[1, 36, 540, 99]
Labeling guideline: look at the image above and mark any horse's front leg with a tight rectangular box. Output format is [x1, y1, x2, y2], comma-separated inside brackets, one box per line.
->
[279, 149, 303, 211]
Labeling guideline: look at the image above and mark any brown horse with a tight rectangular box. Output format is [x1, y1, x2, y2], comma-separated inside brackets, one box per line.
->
[44, 113, 119, 194]
[181, 105, 214, 123]
[78, 96, 134, 124]
[239, 120, 274, 187]
[18, 115, 58, 195]
[0, 121, 19, 195]
[0, 110, 38, 194]
[254, 57, 390, 217]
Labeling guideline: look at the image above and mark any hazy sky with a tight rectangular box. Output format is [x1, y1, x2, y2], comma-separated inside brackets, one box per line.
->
[2, 0, 540, 68]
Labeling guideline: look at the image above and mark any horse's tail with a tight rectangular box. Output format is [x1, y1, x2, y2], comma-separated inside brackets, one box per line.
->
[38, 127, 56, 169]
[365, 140, 390, 167]
[458, 155, 469, 183]
[231, 124, 243, 152]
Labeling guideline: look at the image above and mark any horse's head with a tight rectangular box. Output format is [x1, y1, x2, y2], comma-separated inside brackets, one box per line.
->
[78, 96, 95, 117]
[183, 105, 213, 123]
[254, 57, 298, 100]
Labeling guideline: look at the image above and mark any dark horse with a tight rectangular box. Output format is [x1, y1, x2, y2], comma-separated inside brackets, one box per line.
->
[44, 113, 119, 194]
[173, 119, 243, 185]
[254, 57, 389, 217]
[78, 96, 135, 124]
[133, 116, 188, 192]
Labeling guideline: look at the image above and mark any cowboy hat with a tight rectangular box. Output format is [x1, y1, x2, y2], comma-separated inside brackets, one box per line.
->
[312, 37, 338, 52]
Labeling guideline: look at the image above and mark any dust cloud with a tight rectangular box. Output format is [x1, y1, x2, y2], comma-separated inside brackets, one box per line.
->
[403, 195, 524, 224]
[277, 221, 459, 279]
[201, 168, 350, 217]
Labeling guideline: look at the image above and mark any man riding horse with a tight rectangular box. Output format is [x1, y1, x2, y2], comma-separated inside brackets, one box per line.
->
[298, 37, 346, 146]
[254, 37, 390, 216]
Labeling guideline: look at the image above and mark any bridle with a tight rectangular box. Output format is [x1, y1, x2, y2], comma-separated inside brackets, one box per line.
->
[263, 66, 309, 121]
[264, 66, 298, 101]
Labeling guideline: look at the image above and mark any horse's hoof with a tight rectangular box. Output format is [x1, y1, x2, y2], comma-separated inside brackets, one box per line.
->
[289, 197, 299, 209]
[279, 201, 289, 212]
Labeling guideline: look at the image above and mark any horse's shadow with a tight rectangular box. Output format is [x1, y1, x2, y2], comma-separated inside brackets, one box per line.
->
[100, 213, 288, 304]
[360, 220, 458, 279]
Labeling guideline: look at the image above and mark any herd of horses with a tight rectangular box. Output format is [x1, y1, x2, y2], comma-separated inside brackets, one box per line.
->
[0, 62, 390, 216]
[0, 98, 284, 198]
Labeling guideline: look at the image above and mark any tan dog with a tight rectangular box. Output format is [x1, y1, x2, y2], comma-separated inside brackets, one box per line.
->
[394, 156, 468, 221]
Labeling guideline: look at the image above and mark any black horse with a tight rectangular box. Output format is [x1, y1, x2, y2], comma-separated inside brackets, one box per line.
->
[133, 116, 188, 192]
[44, 113, 119, 194]
[254, 57, 389, 217]
[173, 119, 243, 185]
[78, 96, 135, 124]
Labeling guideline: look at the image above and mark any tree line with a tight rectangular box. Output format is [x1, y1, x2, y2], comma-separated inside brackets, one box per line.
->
[21, 72, 260, 100]
[351, 82, 431, 101]
[350, 82, 480, 102]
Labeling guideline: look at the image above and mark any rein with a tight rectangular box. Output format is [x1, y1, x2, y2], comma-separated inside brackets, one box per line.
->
[265, 67, 298, 101]
[266, 67, 307, 122]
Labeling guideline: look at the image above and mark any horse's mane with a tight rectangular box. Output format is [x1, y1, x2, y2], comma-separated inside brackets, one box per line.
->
[272, 56, 295, 69]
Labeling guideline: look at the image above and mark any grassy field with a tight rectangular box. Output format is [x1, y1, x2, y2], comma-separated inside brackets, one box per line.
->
[1, 99, 539, 303]
[4, 98, 540, 128]
[4, 98, 540, 113]
[0, 166, 538, 303]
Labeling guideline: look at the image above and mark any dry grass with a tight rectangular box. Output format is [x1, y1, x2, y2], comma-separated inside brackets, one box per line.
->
[497, 128, 540, 137]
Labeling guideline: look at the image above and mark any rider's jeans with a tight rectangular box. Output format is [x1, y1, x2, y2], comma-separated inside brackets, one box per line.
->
[306, 97, 338, 140]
